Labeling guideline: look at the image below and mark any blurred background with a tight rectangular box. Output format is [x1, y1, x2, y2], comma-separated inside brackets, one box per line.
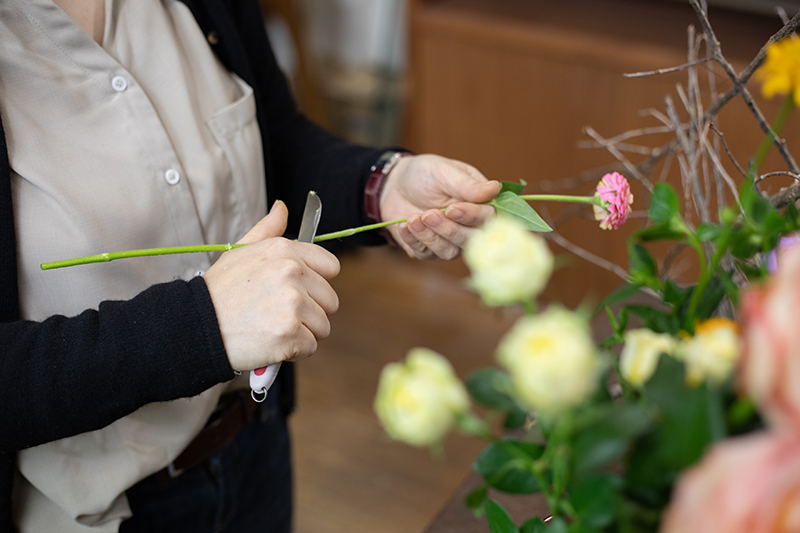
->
[257, 0, 800, 531]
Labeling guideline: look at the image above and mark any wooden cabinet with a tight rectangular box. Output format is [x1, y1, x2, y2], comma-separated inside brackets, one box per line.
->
[404, 0, 797, 305]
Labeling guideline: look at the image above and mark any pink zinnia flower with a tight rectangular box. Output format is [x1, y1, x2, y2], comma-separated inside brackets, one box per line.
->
[593, 172, 633, 230]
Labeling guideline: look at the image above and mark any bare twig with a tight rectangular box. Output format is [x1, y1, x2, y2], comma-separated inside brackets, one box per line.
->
[623, 57, 713, 78]
[577, 140, 664, 156]
[583, 126, 654, 192]
[709, 124, 747, 177]
[689, 0, 800, 174]
[545, 231, 631, 281]
[700, 7, 800, 121]
[699, 133, 741, 206]
[756, 171, 800, 185]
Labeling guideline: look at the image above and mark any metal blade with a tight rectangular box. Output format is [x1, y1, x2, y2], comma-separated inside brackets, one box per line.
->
[297, 191, 322, 243]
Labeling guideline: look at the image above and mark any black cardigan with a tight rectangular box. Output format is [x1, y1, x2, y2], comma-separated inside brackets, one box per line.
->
[0, 0, 386, 530]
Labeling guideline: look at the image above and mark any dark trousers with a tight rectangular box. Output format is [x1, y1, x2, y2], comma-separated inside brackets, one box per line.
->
[119, 384, 292, 533]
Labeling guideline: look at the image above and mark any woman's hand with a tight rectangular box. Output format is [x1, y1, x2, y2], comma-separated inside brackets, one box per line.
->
[204, 201, 340, 371]
[379, 154, 500, 260]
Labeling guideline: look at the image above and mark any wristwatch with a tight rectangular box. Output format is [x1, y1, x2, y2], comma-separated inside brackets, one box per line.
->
[365, 150, 411, 224]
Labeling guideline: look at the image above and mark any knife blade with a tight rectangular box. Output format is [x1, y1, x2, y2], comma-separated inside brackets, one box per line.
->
[250, 191, 322, 402]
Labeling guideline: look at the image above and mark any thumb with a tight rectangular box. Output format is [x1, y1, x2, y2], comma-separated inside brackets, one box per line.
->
[443, 163, 501, 204]
[237, 200, 289, 244]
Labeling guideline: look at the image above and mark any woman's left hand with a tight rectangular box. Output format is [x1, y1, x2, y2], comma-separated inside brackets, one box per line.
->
[379, 154, 500, 260]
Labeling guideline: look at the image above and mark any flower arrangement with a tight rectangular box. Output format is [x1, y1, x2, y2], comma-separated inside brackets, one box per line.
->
[374, 2, 800, 532]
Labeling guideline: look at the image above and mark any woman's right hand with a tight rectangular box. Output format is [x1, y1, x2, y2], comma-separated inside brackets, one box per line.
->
[203, 201, 340, 371]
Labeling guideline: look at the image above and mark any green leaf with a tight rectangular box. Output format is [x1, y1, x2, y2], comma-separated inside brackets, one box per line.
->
[544, 516, 568, 533]
[662, 280, 691, 308]
[467, 369, 528, 429]
[570, 475, 620, 529]
[500, 180, 526, 195]
[629, 243, 657, 278]
[467, 369, 518, 409]
[783, 201, 799, 231]
[691, 277, 726, 323]
[473, 439, 545, 494]
[637, 355, 722, 473]
[648, 183, 680, 225]
[730, 229, 762, 259]
[633, 224, 687, 243]
[465, 485, 488, 517]
[571, 403, 655, 478]
[592, 283, 641, 316]
[625, 305, 679, 334]
[485, 499, 520, 533]
[696, 222, 723, 242]
[490, 191, 552, 232]
[520, 518, 547, 533]
[740, 180, 775, 225]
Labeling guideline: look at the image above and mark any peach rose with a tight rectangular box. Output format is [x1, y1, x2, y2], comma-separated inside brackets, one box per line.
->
[661, 432, 800, 533]
[740, 244, 800, 431]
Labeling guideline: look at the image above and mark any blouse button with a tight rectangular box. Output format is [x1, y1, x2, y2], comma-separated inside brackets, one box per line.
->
[164, 169, 181, 185]
[111, 76, 128, 92]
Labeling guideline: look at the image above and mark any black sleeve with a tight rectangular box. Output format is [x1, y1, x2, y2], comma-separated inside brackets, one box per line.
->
[0, 276, 234, 452]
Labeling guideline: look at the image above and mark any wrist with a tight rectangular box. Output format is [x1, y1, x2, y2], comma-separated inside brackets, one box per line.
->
[365, 151, 412, 224]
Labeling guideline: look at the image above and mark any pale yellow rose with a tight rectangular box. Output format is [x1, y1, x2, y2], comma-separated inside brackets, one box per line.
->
[374, 348, 470, 447]
[620, 328, 680, 387]
[684, 318, 741, 387]
[496, 307, 601, 414]
[463, 216, 554, 307]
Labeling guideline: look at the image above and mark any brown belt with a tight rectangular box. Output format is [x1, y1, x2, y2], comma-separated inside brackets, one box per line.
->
[153, 389, 257, 485]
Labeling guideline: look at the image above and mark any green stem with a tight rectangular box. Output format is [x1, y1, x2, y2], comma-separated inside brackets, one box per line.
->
[40, 244, 247, 270]
[684, 223, 732, 331]
[41, 194, 606, 270]
[520, 194, 603, 206]
[753, 93, 794, 172]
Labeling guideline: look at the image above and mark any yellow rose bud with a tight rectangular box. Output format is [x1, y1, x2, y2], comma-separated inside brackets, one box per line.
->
[684, 318, 742, 387]
[374, 348, 470, 447]
[620, 328, 680, 387]
[497, 307, 601, 415]
[464, 216, 554, 307]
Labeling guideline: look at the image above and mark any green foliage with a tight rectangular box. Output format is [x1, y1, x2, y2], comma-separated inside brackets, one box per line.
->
[485, 499, 520, 533]
[474, 439, 545, 494]
[465, 485, 489, 517]
[468, 369, 529, 429]
[570, 404, 655, 480]
[490, 191, 553, 232]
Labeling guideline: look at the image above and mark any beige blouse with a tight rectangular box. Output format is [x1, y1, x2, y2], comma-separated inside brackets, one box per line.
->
[0, 0, 266, 530]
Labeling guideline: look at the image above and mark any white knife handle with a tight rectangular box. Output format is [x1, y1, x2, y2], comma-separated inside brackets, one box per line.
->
[250, 363, 281, 402]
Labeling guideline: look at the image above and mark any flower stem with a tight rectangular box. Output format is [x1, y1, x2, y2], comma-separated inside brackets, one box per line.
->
[520, 194, 603, 206]
[40, 244, 247, 270]
[41, 195, 603, 270]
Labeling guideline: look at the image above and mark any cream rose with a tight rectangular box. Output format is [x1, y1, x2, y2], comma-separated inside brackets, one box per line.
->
[463, 216, 554, 307]
[740, 244, 800, 432]
[496, 307, 601, 414]
[620, 328, 680, 387]
[374, 348, 470, 447]
[682, 318, 741, 387]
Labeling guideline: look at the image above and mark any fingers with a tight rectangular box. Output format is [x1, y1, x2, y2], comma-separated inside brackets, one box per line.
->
[441, 161, 501, 204]
[238, 200, 289, 244]
[399, 213, 457, 261]
[398, 202, 497, 260]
